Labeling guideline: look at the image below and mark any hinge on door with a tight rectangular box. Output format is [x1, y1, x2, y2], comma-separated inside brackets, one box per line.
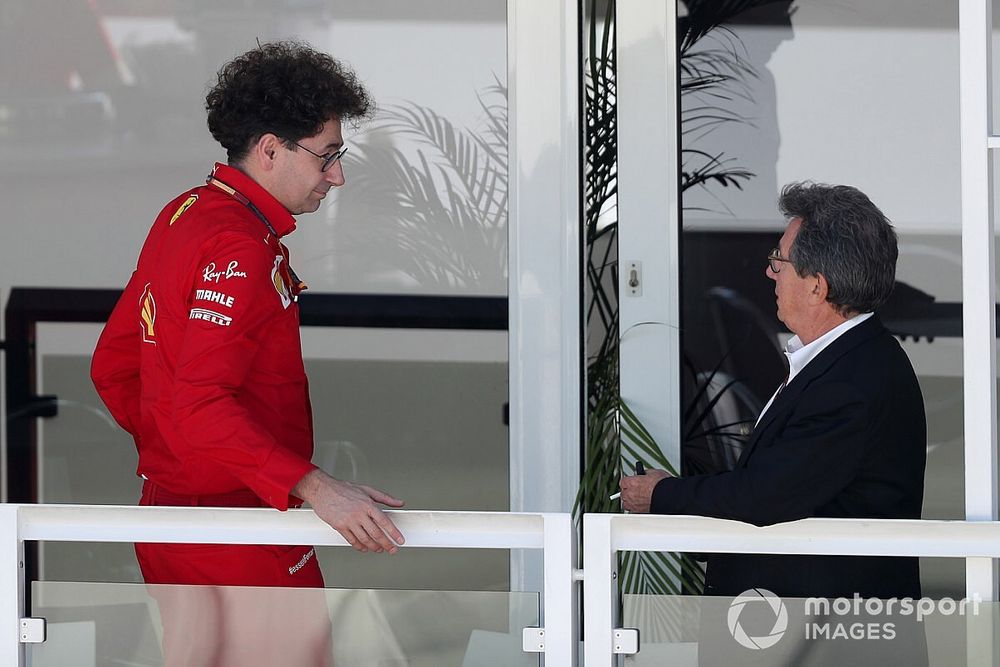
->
[522, 627, 545, 652]
[613, 628, 639, 655]
[20, 617, 46, 643]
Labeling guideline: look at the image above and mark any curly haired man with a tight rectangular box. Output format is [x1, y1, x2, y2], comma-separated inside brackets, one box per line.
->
[92, 42, 403, 665]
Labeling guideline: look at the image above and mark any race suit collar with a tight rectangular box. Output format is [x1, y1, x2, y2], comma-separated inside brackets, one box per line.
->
[210, 162, 297, 237]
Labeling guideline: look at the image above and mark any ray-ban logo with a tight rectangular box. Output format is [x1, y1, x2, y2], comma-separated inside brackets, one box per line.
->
[202, 260, 247, 284]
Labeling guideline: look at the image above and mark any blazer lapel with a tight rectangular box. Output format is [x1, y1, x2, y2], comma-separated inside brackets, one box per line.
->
[736, 316, 887, 467]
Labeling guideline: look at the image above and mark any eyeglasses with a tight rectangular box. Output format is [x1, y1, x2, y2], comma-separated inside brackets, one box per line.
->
[291, 141, 349, 172]
[767, 248, 794, 273]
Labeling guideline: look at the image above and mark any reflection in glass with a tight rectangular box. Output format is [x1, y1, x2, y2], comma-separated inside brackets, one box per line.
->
[623, 592, 986, 666]
[679, 0, 965, 598]
[12, 0, 511, 597]
[31, 581, 539, 666]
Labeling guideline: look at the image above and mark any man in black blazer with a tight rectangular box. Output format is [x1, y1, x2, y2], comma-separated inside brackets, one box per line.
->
[621, 182, 927, 600]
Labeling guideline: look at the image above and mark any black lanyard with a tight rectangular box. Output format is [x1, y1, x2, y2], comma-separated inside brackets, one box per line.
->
[206, 175, 308, 294]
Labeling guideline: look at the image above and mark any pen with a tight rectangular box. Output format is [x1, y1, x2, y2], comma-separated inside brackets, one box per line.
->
[609, 461, 648, 500]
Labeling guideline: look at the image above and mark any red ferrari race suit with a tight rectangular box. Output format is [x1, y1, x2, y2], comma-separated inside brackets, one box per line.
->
[92, 163, 324, 589]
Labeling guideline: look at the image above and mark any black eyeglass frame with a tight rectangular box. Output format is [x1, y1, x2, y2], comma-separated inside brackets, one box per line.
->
[767, 248, 794, 273]
[291, 141, 349, 172]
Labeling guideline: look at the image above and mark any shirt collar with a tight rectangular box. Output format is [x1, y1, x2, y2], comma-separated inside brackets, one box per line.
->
[784, 312, 874, 382]
[209, 162, 297, 237]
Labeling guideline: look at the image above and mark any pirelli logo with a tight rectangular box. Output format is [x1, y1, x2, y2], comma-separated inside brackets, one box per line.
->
[189, 308, 232, 327]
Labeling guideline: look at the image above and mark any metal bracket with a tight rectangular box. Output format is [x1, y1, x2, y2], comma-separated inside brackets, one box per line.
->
[522, 627, 545, 653]
[626, 261, 643, 297]
[13, 395, 59, 420]
[20, 617, 46, 644]
[613, 628, 639, 655]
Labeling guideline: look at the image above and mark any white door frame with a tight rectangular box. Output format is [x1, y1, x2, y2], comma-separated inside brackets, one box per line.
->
[507, 0, 582, 596]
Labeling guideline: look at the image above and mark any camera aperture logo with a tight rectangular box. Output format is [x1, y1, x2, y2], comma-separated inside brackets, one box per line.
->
[726, 590, 982, 650]
[727, 588, 789, 650]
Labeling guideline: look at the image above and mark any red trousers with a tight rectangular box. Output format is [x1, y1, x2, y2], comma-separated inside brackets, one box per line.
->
[136, 479, 324, 587]
[137, 481, 332, 666]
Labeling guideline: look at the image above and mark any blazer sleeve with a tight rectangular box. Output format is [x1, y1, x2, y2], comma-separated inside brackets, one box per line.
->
[651, 379, 873, 526]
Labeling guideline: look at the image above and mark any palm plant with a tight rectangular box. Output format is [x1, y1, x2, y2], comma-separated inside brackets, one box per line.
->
[332, 0, 781, 599]
[331, 83, 507, 291]
[577, 0, 790, 597]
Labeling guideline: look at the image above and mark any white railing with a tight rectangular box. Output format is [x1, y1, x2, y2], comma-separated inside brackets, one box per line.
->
[9, 506, 1000, 665]
[583, 514, 1000, 666]
[0, 504, 575, 667]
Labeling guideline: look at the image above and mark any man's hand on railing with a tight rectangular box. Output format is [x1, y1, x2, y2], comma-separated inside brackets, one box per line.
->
[293, 468, 406, 553]
[620, 468, 671, 513]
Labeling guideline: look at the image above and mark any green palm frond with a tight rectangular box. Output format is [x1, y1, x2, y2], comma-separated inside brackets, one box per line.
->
[579, 0, 780, 601]
[618, 401, 706, 596]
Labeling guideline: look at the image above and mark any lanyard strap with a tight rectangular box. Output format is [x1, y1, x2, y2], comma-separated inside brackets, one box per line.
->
[206, 176, 308, 294]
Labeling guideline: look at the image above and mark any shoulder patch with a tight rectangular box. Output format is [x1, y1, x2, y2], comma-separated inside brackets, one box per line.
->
[139, 283, 156, 344]
[169, 194, 199, 225]
[271, 255, 292, 309]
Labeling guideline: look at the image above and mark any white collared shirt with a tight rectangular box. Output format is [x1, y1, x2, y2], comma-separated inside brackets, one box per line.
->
[754, 312, 874, 427]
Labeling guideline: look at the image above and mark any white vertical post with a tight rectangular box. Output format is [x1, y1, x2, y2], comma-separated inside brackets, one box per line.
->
[616, 0, 681, 463]
[959, 0, 998, 602]
[583, 513, 617, 667]
[0, 505, 24, 667]
[541, 513, 578, 666]
[507, 0, 582, 593]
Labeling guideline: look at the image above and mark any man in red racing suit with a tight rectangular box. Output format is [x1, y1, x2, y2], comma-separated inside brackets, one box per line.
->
[91, 42, 404, 665]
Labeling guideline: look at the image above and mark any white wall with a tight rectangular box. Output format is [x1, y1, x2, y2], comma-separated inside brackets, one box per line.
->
[683, 3, 962, 236]
[1, 3, 507, 321]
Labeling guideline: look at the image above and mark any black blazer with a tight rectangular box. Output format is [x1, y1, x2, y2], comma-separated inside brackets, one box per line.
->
[652, 316, 926, 599]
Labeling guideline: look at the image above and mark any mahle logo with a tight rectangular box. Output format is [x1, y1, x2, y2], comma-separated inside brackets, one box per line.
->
[727, 588, 788, 650]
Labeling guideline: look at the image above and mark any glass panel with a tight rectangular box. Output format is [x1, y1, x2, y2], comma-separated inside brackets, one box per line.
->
[36, 327, 510, 591]
[36, 325, 145, 584]
[624, 592, 994, 666]
[991, 0, 1000, 132]
[678, 0, 964, 596]
[31, 581, 539, 666]
[27, 0, 510, 585]
[4, 0, 510, 566]
[0, 1, 507, 295]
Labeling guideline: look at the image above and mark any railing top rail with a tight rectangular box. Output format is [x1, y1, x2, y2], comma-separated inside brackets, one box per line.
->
[7, 505, 549, 550]
[17, 506, 1000, 558]
[583, 513, 1000, 558]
